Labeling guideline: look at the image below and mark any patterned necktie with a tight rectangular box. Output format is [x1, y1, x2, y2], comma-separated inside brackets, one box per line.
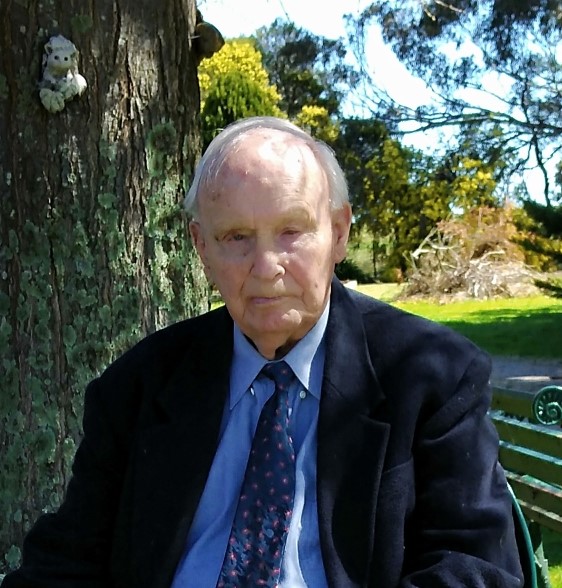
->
[217, 361, 296, 588]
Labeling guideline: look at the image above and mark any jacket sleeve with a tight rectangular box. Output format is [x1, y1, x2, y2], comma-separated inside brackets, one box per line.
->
[2, 377, 127, 588]
[399, 351, 524, 587]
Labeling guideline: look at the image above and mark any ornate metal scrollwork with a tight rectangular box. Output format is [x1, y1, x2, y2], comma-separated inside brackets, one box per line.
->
[532, 385, 562, 426]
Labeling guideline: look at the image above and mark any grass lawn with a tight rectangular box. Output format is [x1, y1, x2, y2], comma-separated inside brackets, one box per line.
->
[355, 282, 405, 303]
[356, 284, 562, 360]
[540, 528, 562, 587]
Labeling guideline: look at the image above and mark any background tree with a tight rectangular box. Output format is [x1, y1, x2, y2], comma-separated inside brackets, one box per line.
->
[351, 0, 562, 198]
[293, 104, 339, 143]
[514, 202, 562, 269]
[335, 117, 389, 206]
[333, 115, 501, 277]
[197, 37, 282, 147]
[349, 0, 562, 256]
[255, 18, 359, 119]
[198, 37, 280, 108]
[0, 0, 208, 572]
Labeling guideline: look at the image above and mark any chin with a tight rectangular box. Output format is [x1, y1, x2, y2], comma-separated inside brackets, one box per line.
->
[259, 311, 316, 339]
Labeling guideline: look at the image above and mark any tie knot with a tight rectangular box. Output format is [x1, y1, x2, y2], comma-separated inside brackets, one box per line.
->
[261, 360, 294, 391]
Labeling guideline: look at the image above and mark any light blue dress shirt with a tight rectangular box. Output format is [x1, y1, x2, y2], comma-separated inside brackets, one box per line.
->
[171, 304, 330, 588]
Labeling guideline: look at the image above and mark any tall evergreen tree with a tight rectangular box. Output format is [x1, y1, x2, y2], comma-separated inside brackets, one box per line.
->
[255, 18, 358, 118]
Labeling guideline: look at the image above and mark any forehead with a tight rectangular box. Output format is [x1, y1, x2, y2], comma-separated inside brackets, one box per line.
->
[204, 130, 326, 200]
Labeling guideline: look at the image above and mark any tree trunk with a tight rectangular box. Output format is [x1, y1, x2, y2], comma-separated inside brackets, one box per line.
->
[0, 0, 207, 571]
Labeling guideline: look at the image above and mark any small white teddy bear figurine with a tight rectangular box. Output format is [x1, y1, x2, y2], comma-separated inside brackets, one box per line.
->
[39, 35, 87, 113]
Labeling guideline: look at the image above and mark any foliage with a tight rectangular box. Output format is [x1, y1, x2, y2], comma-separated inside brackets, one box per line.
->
[201, 70, 282, 146]
[255, 18, 358, 118]
[349, 129, 501, 272]
[345, 223, 382, 280]
[198, 38, 280, 109]
[524, 199, 562, 236]
[511, 205, 562, 270]
[335, 117, 389, 198]
[198, 38, 283, 148]
[334, 258, 372, 284]
[293, 105, 339, 143]
[349, 0, 562, 206]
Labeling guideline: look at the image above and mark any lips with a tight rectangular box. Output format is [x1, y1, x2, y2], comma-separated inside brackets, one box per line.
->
[251, 296, 283, 305]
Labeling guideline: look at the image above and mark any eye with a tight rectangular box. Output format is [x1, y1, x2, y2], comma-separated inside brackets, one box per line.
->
[221, 232, 248, 243]
[282, 227, 302, 237]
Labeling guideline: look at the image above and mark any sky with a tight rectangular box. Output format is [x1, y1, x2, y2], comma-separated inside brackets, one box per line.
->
[199, 0, 431, 108]
[199, 0, 548, 203]
[200, 0, 364, 42]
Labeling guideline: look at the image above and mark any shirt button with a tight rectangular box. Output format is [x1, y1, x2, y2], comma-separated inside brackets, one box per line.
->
[299, 390, 307, 399]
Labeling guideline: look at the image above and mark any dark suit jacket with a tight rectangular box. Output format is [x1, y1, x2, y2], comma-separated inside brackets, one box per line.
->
[3, 278, 523, 587]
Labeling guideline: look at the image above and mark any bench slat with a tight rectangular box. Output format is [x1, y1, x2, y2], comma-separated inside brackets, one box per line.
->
[506, 472, 562, 520]
[499, 441, 562, 487]
[491, 414, 562, 458]
[491, 387, 535, 420]
[517, 498, 562, 535]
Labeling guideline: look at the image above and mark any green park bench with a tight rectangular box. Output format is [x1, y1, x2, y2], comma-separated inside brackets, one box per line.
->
[490, 384, 562, 588]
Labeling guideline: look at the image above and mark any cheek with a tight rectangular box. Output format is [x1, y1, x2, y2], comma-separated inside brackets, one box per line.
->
[209, 259, 246, 294]
[288, 256, 330, 295]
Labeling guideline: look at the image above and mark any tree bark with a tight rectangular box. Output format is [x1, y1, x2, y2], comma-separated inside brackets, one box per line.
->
[0, 0, 207, 570]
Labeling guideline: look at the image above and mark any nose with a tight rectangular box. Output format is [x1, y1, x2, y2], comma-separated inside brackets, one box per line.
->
[250, 242, 283, 280]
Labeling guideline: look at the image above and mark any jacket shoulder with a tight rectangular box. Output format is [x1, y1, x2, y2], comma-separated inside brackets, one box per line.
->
[344, 287, 491, 400]
[347, 287, 484, 357]
[100, 306, 231, 381]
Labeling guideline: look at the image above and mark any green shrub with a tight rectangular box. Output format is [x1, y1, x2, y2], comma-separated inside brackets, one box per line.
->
[335, 258, 372, 283]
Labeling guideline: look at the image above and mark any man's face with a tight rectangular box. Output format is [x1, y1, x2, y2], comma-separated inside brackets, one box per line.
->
[189, 131, 351, 359]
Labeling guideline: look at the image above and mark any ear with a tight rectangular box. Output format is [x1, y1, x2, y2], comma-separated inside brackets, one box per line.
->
[189, 220, 211, 278]
[189, 220, 206, 260]
[332, 203, 352, 264]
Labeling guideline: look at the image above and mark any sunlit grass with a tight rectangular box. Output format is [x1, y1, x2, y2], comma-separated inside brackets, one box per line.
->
[356, 286, 562, 360]
[355, 282, 405, 302]
[542, 528, 562, 587]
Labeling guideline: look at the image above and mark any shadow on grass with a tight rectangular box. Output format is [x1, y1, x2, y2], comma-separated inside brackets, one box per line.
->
[437, 307, 562, 359]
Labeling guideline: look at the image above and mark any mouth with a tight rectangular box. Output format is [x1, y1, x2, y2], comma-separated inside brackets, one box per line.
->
[250, 295, 284, 305]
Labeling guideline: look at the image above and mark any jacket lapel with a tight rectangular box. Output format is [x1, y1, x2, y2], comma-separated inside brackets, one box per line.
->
[130, 308, 234, 588]
[318, 279, 390, 587]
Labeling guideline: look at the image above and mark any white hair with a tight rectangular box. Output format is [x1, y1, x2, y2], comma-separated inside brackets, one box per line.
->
[183, 116, 349, 218]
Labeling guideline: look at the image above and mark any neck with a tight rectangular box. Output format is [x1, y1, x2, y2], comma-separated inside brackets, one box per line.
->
[245, 334, 298, 360]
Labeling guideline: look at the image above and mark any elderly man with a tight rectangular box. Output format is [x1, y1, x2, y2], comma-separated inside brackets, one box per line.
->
[3, 117, 522, 587]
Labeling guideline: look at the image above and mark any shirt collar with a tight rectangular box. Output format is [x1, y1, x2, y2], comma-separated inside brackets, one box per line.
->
[230, 302, 330, 409]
